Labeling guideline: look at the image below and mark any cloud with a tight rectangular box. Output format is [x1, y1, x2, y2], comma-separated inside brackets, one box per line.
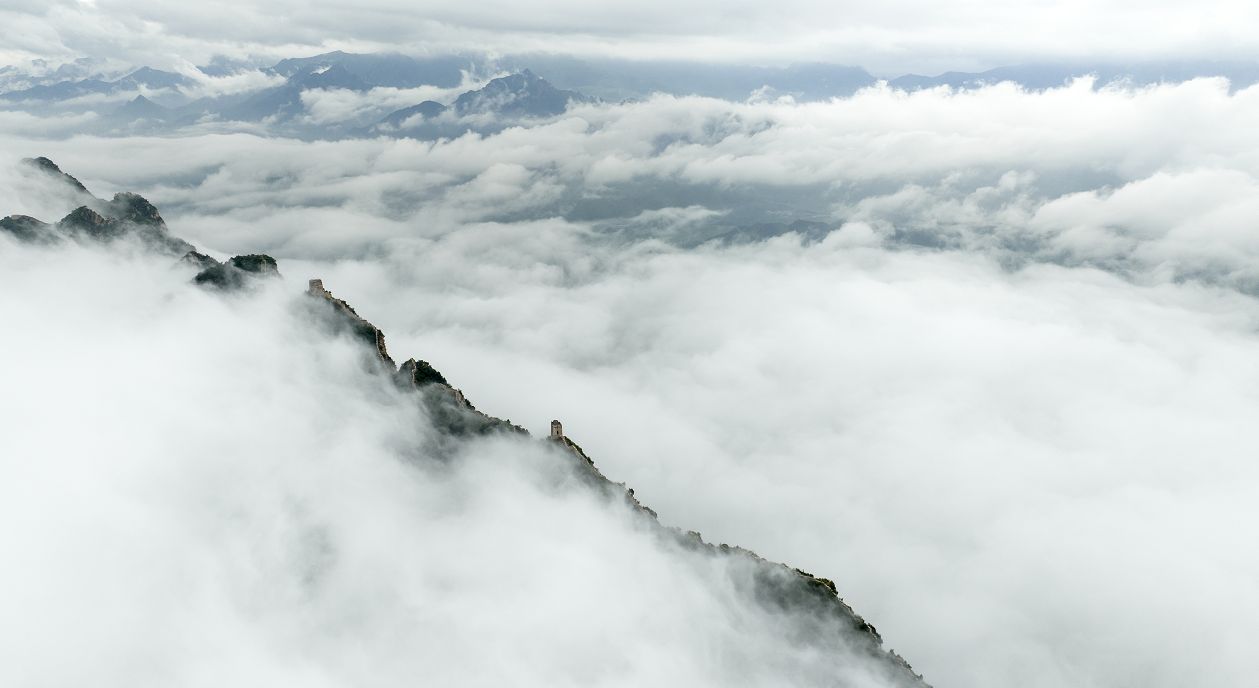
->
[0, 237, 917, 687]
[298, 76, 489, 127]
[6, 0, 1259, 73]
[6, 77, 1259, 687]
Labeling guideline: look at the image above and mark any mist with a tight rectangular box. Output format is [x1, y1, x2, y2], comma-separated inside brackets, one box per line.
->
[4, 76, 1259, 687]
[0, 237, 917, 688]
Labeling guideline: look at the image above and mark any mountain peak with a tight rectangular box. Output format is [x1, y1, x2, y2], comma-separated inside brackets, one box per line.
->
[293, 62, 370, 91]
[107, 192, 164, 226]
[22, 156, 92, 195]
[57, 205, 114, 236]
[453, 70, 591, 118]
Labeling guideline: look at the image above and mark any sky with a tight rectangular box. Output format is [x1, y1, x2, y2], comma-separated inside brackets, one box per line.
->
[4, 5, 1259, 688]
[3, 0, 1259, 74]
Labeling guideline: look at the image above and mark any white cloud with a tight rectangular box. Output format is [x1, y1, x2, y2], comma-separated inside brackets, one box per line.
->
[298, 76, 488, 127]
[0, 239, 914, 687]
[7, 78, 1259, 687]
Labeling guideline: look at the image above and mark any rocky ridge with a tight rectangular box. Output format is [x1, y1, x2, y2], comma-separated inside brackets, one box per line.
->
[1, 158, 930, 687]
[5, 158, 274, 288]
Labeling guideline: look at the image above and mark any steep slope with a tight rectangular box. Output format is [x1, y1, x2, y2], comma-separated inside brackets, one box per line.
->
[302, 277, 928, 686]
[1, 158, 931, 687]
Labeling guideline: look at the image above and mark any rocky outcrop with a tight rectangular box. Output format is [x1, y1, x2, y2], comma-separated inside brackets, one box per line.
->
[57, 205, 123, 239]
[180, 250, 222, 272]
[305, 278, 395, 368]
[7, 159, 193, 256]
[0, 214, 57, 244]
[399, 358, 449, 387]
[106, 192, 165, 226]
[193, 254, 281, 290]
[22, 156, 92, 197]
[304, 279, 528, 438]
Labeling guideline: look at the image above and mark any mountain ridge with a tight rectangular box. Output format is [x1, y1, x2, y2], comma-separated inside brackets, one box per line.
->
[0, 158, 931, 686]
[7, 51, 1259, 139]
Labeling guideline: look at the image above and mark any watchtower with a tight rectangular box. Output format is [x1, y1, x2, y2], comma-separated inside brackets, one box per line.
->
[550, 419, 563, 440]
[308, 278, 326, 296]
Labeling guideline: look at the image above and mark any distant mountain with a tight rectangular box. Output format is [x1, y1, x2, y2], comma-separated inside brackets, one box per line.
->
[113, 67, 193, 90]
[888, 61, 1259, 92]
[376, 70, 592, 137]
[378, 100, 447, 129]
[291, 63, 372, 91]
[7, 51, 1259, 137]
[269, 50, 470, 88]
[495, 55, 878, 101]
[0, 67, 191, 103]
[0, 78, 116, 102]
[0, 57, 110, 93]
[112, 94, 169, 121]
[453, 69, 592, 117]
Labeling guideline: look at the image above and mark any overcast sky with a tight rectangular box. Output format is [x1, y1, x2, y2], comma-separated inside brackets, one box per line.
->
[3, 0, 1259, 74]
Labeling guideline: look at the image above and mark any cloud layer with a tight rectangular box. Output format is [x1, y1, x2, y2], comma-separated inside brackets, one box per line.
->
[6, 0, 1259, 74]
[5, 79, 1259, 687]
[0, 238, 919, 687]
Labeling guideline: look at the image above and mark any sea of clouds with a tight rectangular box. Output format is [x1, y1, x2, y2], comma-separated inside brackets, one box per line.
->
[4, 78, 1259, 687]
[0, 238, 913, 688]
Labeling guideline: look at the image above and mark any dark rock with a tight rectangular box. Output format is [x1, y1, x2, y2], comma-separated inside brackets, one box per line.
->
[541, 420, 930, 686]
[304, 278, 395, 367]
[399, 358, 449, 387]
[194, 253, 280, 290]
[101, 193, 194, 256]
[6, 157, 194, 255]
[229, 254, 280, 274]
[305, 278, 531, 439]
[106, 192, 165, 226]
[53, 200, 194, 256]
[57, 206, 122, 239]
[1, 214, 57, 244]
[181, 250, 220, 271]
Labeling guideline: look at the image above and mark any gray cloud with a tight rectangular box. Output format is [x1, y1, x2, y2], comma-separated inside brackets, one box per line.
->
[5, 1, 1259, 74]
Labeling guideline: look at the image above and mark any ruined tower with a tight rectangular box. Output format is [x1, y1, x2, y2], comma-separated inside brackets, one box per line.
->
[550, 419, 563, 440]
